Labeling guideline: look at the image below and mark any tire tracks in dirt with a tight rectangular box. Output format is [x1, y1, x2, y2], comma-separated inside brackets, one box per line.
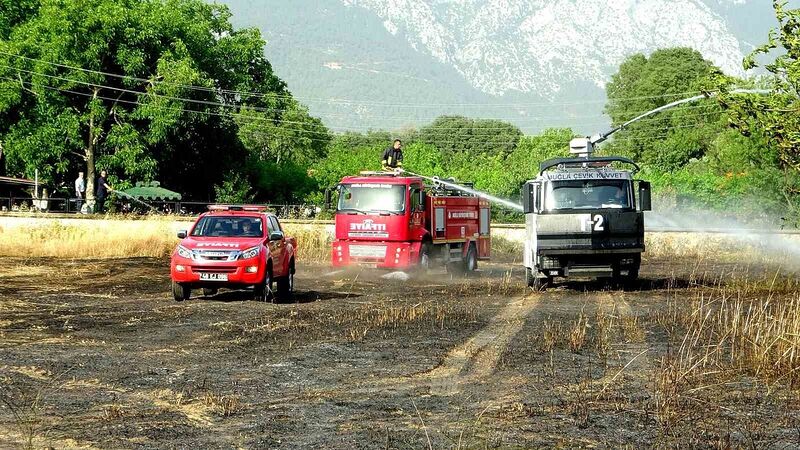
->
[354, 292, 547, 397]
[588, 291, 655, 396]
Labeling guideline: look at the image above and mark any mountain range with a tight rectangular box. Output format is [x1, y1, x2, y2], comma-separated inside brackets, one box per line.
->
[219, 0, 789, 134]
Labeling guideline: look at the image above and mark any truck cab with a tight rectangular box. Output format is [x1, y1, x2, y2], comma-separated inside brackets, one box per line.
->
[332, 172, 491, 271]
[522, 138, 651, 288]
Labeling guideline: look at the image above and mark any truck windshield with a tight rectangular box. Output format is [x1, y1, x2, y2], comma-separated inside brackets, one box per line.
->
[338, 184, 406, 214]
[191, 216, 265, 237]
[545, 180, 631, 210]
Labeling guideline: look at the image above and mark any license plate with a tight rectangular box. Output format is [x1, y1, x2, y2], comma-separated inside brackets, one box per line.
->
[199, 273, 228, 281]
[350, 245, 387, 258]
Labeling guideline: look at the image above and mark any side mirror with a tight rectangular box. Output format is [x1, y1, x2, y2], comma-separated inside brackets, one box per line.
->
[324, 188, 333, 211]
[638, 181, 652, 211]
[522, 182, 539, 214]
[177, 230, 187, 239]
[417, 191, 425, 211]
[269, 231, 284, 241]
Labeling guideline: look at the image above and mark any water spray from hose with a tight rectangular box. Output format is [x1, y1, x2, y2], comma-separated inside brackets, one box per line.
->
[400, 169, 524, 211]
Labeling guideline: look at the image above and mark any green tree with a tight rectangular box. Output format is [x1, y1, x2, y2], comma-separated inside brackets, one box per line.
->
[236, 100, 329, 166]
[712, 1, 800, 220]
[717, 2, 800, 171]
[604, 48, 722, 171]
[0, 0, 39, 39]
[0, 0, 323, 203]
[416, 115, 523, 159]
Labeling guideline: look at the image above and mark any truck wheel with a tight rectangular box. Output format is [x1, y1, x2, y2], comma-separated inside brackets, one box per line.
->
[625, 262, 640, 284]
[276, 271, 294, 302]
[172, 282, 190, 302]
[526, 268, 549, 291]
[628, 256, 641, 282]
[202, 288, 218, 297]
[418, 242, 432, 271]
[526, 268, 536, 287]
[464, 245, 478, 272]
[254, 269, 273, 302]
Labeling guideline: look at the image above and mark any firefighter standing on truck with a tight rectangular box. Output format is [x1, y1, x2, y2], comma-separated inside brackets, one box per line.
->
[382, 139, 403, 171]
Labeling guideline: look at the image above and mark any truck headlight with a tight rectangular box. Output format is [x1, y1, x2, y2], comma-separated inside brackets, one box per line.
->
[240, 246, 260, 260]
[177, 245, 192, 259]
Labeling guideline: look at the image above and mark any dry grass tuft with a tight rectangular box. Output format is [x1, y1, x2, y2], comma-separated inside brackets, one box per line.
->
[102, 403, 126, 422]
[539, 319, 560, 353]
[569, 314, 588, 353]
[621, 315, 645, 343]
[202, 392, 240, 417]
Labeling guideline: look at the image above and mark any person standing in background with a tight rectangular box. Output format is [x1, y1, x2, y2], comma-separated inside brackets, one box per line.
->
[95, 170, 113, 213]
[75, 171, 85, 212]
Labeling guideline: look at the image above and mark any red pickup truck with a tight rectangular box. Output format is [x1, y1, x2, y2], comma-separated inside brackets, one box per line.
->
[170, 205, 297, 302]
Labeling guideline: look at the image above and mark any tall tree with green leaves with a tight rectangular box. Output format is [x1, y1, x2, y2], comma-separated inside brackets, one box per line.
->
[604, 48, 722, 171]
[713, 1, 800, 219]
[717, 1, 800, 171]
[416, 115, 523, 159]
[0, 0, 325, 202]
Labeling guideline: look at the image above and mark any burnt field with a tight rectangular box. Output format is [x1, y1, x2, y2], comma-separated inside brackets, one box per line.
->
[1, 256, 800, 448]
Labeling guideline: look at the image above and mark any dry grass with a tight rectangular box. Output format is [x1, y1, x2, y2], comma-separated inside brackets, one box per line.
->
[7, 217, 797, 267]
[654, 276, 800, 433]
[568, 313, 588, 353]
[213, 301, 481, 348]
[0, 221, 177, 258]
[202, 392, 241, 417]
[646, 232, 800, 269]
[0, 220, 332, 261]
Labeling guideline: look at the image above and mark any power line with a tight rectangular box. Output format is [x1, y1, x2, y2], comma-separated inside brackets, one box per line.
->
[0, 66, 724, 136]
[5, 74, 723, 150]
[1, 61, 724, 126]
[0, 50, 710, 108]
[0, 76, 336, 140]
[2, 75, 729, 147]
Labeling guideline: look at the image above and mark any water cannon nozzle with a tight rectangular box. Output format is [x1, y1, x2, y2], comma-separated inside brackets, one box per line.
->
[569, 137, 594, 158]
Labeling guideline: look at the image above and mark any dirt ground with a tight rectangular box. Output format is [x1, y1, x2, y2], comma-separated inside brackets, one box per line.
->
[1, 256, 799, 449]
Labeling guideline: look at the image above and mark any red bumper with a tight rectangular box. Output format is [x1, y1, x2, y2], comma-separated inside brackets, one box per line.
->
[332, 240, 421, 269]
[170, 257, 266, 286]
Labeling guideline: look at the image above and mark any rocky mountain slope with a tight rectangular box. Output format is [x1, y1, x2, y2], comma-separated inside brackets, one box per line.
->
[221, 0, 781, 133]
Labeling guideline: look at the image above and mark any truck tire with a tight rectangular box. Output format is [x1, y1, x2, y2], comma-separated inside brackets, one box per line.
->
[614, 255, 641, 285]
[464, 245, 478, 272]
[526, 268, 536, 288]
[626, 257, 641, 283]
[418, 241, 432, 271]
[253, 269, 273, 302]
[276, 261, 294, 302]
[172, 282, 190, 302]
[202, 288, 218, 297]
[526, 268, 550, 291]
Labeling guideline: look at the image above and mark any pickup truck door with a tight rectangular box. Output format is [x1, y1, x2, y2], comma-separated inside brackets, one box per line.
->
[266, 216, 287, 277]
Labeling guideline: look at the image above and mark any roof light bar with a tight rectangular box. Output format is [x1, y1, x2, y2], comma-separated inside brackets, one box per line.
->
[359, 171, 399, 176]
[207, 204, 269, 212]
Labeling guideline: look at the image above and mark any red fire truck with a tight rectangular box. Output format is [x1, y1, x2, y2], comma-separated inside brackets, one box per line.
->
[332, 172, 491, 271]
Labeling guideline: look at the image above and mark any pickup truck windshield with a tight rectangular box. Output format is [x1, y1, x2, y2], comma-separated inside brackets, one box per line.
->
[545, 180, 631, 210]
[338, 184, 406, 214]
[191, 216, 265, 237]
